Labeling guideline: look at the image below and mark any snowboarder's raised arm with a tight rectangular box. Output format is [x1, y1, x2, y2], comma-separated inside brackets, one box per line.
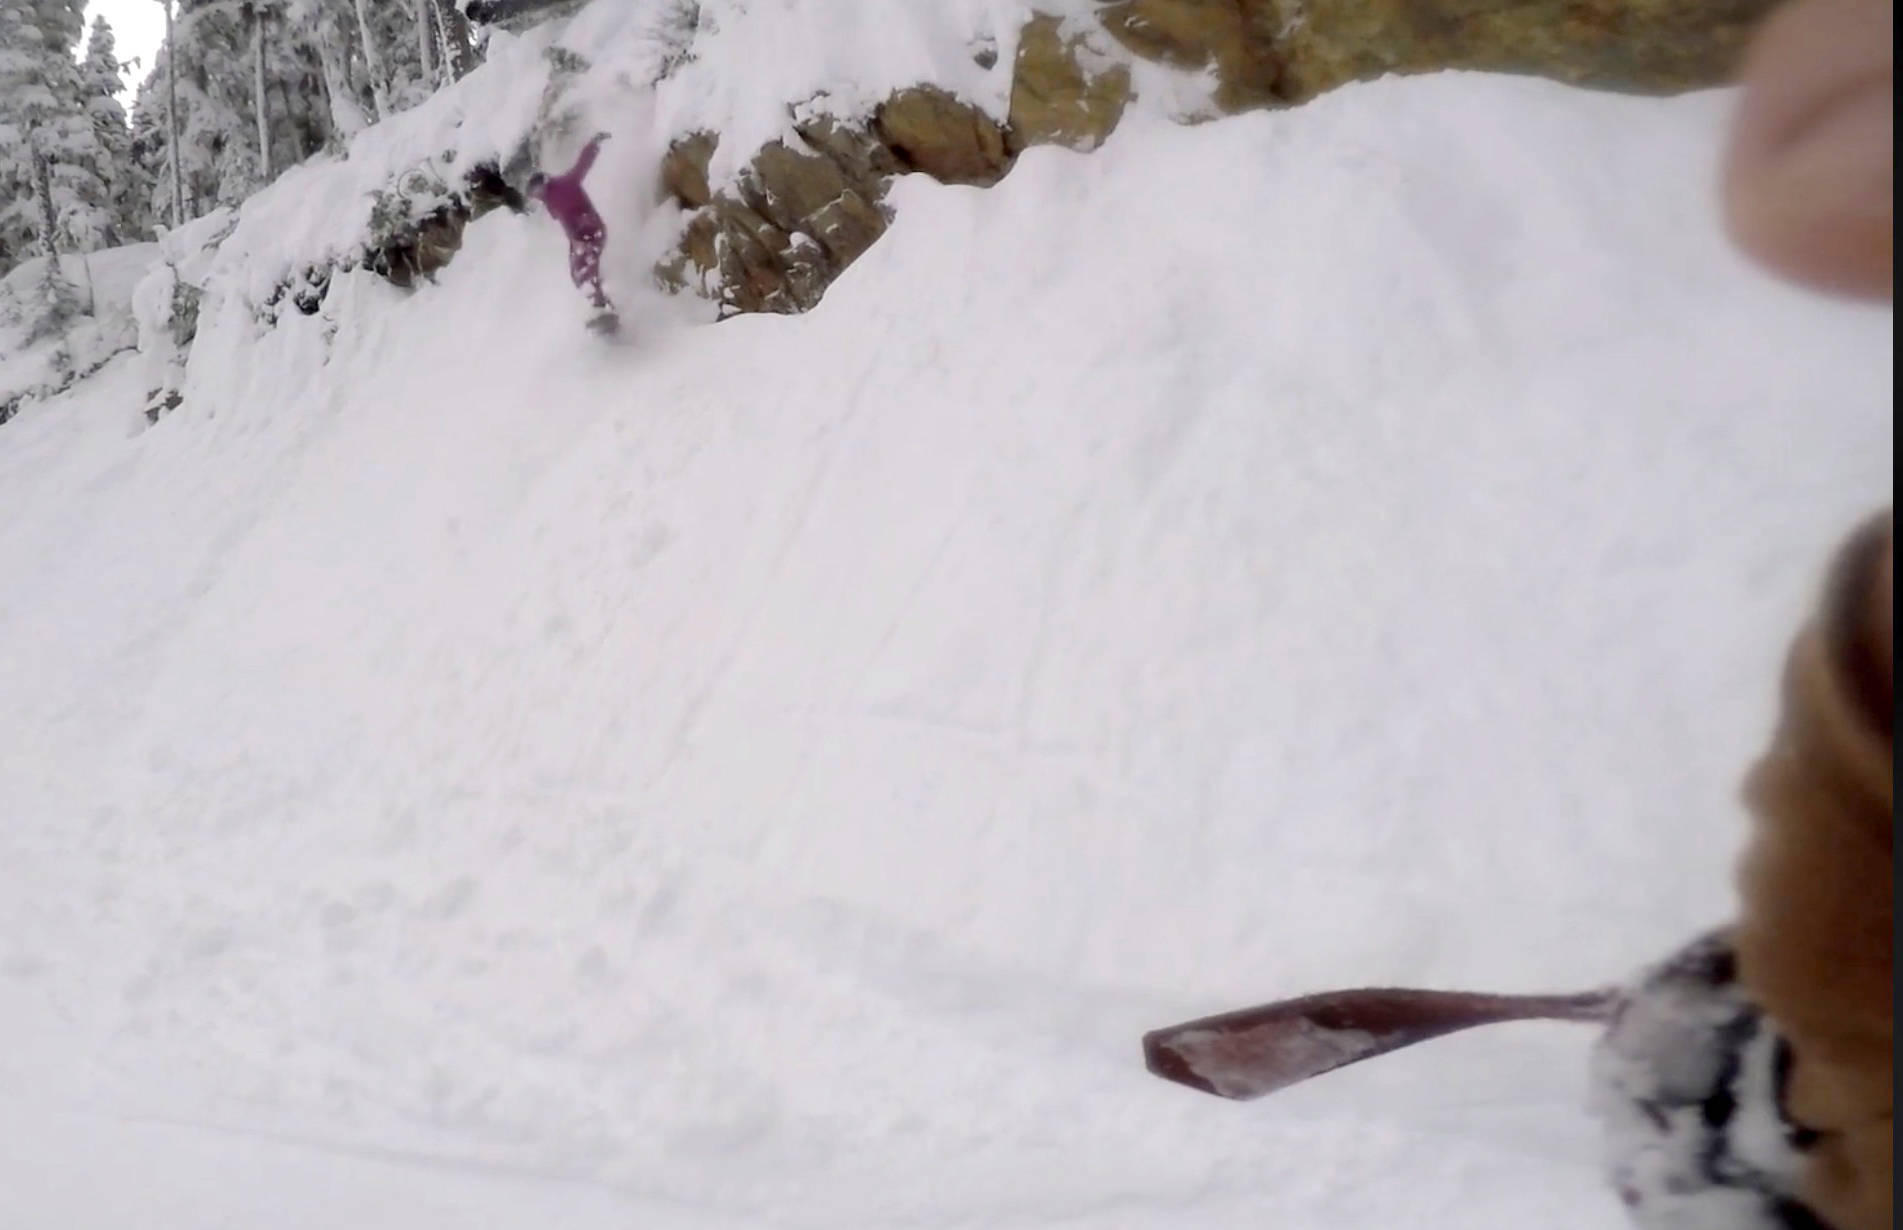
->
[565, 132, 609, 183]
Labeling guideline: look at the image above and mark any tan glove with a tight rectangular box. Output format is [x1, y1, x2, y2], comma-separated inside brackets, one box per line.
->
[1736, 510, 1893, 1230]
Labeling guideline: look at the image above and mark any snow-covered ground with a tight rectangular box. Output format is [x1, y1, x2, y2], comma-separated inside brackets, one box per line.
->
[0, 55, 1892, 1230]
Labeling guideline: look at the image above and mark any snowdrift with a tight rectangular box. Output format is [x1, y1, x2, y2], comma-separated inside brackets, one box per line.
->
[0, 242, 160, 414]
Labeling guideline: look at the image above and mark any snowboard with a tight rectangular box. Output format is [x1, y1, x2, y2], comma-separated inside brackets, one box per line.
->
[587, 308, 623, 339]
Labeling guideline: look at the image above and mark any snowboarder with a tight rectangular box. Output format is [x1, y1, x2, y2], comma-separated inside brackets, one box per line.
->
[528, 132, 615, 326]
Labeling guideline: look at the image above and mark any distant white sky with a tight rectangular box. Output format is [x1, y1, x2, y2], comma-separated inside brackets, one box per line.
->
[84, 0, 168, 100]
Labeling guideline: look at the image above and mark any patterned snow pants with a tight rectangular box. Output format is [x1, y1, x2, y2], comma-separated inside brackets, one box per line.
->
[569, 222, 608, 309]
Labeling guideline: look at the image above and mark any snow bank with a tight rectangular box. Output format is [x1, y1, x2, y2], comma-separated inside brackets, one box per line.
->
[164, 0, 1112, 321]
[0, 56, 1892, 1230]
[0, 241, 161, 408]
[13, 0, 1118, 380]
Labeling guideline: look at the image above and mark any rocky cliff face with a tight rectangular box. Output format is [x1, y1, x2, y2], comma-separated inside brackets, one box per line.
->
[653, 0, 1771, 317]
[1098, 0, 1772, 107]
[654, 16, 1134, 317]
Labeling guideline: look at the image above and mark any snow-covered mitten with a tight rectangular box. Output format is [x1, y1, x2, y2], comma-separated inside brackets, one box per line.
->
[1589, 929, 1831, 1230]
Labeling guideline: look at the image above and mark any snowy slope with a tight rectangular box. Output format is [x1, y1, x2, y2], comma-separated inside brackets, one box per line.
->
[0, 67, 1892, 1229]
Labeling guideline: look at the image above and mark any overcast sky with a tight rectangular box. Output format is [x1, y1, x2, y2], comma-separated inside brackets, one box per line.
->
[85, 0, 167, 100]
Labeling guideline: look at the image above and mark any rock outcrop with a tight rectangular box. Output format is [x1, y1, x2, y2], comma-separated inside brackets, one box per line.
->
[1099, 0, 1773, 106]
[256, 156, 530, 326]
[657, 21, 1135, 317]
[655, 81, 1029, 316]
[1008, 14, 1134, 150]
[656, 0, 1772, 317]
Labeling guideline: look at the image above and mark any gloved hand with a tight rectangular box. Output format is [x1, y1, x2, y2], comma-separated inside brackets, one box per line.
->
[1591, 931, 1826, 1230]
[1736, 512, 1894, 1230]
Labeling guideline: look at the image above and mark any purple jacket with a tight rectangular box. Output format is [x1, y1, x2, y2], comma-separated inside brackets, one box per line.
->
[536, 138, 604, 243]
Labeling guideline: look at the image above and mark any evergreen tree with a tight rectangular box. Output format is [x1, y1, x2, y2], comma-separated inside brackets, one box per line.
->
[290, 0, 368, 142]
[112, 0, 485, 234]
[433, 0, 479, 83]
[25, 248, 82, 344]
[128, 0, 332, 219]
[127, 75, 176, 228]
[0, 0, 116, 268]
[0, 0, 43, 265]
[348, 0, 391, 119]
[79, 15, 148, 245]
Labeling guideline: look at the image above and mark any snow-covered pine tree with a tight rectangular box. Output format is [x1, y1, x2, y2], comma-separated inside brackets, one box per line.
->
[123, 0, 191, 227]
[130, 0, 334, 219]
[158, 0, 185, 225]
[171, 0, 258, 207]
[296, 0, 368, 142]
[43, 0, 120, 250]
[345, 0, 440, 114]
[25, 244, 82, 344]
[0, 0, 41, 265]
[410, 0, 437, 91]
[127, 75, 177, 228]
[348, 0, 390, 119]
[0, 0, 117, 268]
[257, 2, 331, 162]
[270, 0, 422, 128]
[80, 15, 151, 245]
[119, 0, 460, 231]
[245, 0, 271, 180]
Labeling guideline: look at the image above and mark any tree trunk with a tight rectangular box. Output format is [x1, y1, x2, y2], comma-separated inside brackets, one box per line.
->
[314, 12, 369, 141]
[412, 0, 438, 88]
[161, 0, 185, 226]
[430, 0, 455, 85]
[34, 152, 59, 258]
[272, 74, 301, 160]
[350, 0, 392, 120]
[432, 0, 478, 80]
[251, 3, 271, 183]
